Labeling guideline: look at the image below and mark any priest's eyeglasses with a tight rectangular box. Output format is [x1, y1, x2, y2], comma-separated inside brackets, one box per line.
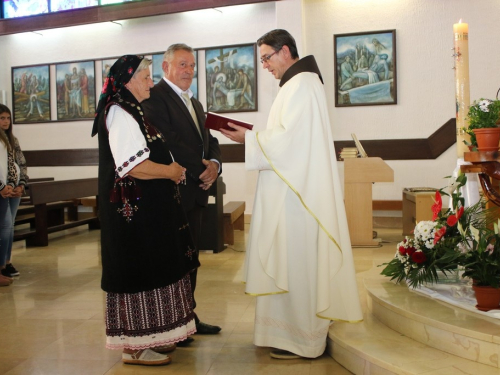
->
[260, 48, 281, 64]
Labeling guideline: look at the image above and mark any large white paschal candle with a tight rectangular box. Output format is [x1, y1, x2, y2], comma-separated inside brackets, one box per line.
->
[453, 19, 470, 157]
[451, 20, 479, 209]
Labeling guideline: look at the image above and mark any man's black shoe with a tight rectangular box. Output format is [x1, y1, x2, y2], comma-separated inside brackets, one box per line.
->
[176, 337, 194, 347]
[195, 321, 221, 334]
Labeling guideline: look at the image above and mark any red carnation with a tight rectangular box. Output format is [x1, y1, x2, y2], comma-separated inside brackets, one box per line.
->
[399, 246, 406, 255]
[431, 191, 442, 221]
[411, 251, 427, 264]
[406, 246, 416, 256]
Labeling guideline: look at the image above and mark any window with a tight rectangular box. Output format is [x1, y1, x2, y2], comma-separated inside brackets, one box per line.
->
[3, 0, 48, 18]
[100, 0, 136, 4]
[2, 0, 139, 19]
[50, 0, 98, 12]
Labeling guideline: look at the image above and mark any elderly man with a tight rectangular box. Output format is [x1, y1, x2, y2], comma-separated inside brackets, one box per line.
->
[143, 44, 222, 341]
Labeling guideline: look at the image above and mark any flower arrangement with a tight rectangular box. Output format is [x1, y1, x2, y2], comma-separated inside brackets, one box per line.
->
[461, 220, 500, 288]
[463, 98, 500, 147]
[380, 175, 486, 288]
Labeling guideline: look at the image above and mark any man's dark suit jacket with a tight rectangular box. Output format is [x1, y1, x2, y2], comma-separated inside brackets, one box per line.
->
[142, 79, 221, 213]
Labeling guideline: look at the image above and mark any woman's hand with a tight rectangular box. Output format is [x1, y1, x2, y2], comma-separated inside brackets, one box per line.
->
[0, 185, 13, 198]
[128, 160, 186, 182]
[11, 186, 24, 197]
[168, 162, 186, 184]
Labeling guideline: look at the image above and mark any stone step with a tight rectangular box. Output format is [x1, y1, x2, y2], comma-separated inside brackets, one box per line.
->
[327, 274, 500, 374]
[328, 314, 498, 375]
[366, 276, 500, 368]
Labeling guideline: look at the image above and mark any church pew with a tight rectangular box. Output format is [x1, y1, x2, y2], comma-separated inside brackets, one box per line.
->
[15, 178, 99, 246]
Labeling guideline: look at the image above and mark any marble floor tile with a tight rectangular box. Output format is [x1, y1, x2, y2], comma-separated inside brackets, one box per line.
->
[0, 225, 356, 374]
[3, 358, 118, 375]
[206, 362, 312, 375]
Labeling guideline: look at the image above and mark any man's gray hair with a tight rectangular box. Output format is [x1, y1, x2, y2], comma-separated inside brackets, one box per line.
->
[163, 43, 195, 62]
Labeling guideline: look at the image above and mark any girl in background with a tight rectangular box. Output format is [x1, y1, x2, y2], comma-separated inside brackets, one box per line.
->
[0, 104, 28, 286]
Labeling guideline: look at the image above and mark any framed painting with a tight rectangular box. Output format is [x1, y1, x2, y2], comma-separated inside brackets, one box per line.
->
[151, 50, 198, 99]
[334, 29, 397, 107]
[101, 58, 117, 83]
[55, 60, 96, 120]
[205, 43, 257, 113]
[11, 64, 51, 123]
[151, 53, 163, 84]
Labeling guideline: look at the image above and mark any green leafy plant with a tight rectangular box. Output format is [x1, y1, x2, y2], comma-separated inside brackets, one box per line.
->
[461, 220, 500, 288]
[463, 98, 500, 146]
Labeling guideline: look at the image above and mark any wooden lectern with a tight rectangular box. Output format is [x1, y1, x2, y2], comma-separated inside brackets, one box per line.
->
[344, 157, 394, 247]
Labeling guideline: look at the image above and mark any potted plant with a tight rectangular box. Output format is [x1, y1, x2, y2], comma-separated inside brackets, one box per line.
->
[380, 175, 485, 288]
[461, 220, 500, 311]
[463, 98, 500, 151]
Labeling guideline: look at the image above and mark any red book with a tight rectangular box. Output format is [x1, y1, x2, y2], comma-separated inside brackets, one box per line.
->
[204, 112, 254, 132]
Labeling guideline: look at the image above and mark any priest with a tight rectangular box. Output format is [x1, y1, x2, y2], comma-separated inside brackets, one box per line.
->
[220, 29, 363, 359]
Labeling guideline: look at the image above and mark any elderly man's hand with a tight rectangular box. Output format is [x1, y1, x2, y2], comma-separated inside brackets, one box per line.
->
[199, 159, 218, 189]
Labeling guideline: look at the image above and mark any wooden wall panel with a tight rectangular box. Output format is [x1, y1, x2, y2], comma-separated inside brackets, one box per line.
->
[22, 119, 457, 166]
[0, 0, 278, 36]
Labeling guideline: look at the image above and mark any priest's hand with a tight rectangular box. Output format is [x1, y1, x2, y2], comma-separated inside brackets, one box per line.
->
[220, 122, 247, 144]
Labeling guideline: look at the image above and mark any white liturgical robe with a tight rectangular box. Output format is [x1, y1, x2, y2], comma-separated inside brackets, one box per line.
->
[243, 57, 363, 358]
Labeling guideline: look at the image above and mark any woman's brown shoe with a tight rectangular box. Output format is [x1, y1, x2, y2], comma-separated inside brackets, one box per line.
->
[122, 349, 171, 366]
[0, 275, 13, 286]
[152, 343, 176, 353]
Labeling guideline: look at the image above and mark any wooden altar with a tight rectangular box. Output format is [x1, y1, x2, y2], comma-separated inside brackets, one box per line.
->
[461, 151, 500, 207]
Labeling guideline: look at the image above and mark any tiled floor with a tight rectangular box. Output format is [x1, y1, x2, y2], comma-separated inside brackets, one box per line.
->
[0, 224, 402, 374]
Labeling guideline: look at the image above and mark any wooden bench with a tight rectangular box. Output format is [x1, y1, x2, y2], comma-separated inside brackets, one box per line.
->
[223, 201, 245, 245]
[79, 196, 98, 215]
[198, 176, 226, 253]
[14, 178, 75, 238]
[14, 178, 99, 246]
[15, 200, 78, 228]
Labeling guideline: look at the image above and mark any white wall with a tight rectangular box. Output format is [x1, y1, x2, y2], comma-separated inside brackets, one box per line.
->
[304, 0, 500, 201]
[1, 0, 499, 213]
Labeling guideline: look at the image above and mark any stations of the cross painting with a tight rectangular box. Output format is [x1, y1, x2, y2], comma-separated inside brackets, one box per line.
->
[207, 49, 238, 70]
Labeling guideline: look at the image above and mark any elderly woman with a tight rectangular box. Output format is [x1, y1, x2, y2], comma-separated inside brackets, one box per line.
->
[91, 55, 199, 366]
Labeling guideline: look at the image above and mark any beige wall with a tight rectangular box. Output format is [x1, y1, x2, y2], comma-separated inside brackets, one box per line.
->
[0, 0, 499, 213]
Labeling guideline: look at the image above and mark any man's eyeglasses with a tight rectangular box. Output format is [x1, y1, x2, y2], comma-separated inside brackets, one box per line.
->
[260, 49, 281, 64]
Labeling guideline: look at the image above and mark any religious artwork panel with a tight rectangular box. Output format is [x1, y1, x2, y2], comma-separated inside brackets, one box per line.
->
[205, 43, 257, 113]
[334, 30, 397, 107]
[102, 58, 118, 83]
[152, 50, 198, 99]
[11, 64, 51, 123]
[55, 60, 96, 121]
